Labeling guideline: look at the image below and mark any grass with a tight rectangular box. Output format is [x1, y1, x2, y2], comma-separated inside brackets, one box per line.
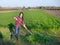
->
[0, 12, 18, 27]
[0, 9, 60, 45]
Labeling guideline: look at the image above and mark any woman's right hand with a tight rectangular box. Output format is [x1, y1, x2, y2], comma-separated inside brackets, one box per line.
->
[14, 17, 17, 21]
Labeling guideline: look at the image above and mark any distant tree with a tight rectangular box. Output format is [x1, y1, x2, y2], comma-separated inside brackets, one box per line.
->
[0, 6, 2, 8]
[28, 7, 31, 9]
[22, 6, 25, 9]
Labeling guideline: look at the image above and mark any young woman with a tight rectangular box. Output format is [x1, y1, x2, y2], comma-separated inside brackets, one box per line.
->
[13, 12, 32, 40]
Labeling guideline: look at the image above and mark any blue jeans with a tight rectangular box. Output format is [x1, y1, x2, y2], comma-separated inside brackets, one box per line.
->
[13, 26, 20, 39]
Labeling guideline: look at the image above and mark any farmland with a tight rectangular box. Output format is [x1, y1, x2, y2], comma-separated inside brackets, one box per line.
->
[44, 10, 60, 17]
[0, 9, 60, 30]
[0, 9, 60, 45]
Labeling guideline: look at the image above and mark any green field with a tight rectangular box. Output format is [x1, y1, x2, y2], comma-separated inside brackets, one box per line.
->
[0, 9, 60, 45]
[0, 9, 60, 30]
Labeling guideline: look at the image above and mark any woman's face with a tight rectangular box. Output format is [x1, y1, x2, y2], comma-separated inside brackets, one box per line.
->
[20, 13, 23, 18]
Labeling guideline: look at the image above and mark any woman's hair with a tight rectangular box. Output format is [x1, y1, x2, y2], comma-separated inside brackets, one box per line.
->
[19, 12, 24, 20]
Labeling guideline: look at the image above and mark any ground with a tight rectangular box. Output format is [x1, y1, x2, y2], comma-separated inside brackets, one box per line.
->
[0, 10, 18, 13]
[44, 10, 60, 17]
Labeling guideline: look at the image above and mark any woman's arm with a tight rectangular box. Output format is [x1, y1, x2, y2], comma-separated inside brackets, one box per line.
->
[22, 24, 32, 34]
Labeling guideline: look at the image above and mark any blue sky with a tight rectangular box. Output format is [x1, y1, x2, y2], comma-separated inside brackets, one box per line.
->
[0, 0, 60, 7]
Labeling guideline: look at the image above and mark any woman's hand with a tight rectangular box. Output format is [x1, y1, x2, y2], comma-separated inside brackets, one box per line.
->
[14, 17, 17, 20]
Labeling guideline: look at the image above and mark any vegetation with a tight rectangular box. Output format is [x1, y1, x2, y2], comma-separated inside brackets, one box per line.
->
[0, 9, 60, 45]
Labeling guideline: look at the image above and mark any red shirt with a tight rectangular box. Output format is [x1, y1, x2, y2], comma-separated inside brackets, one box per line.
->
[15, 16, 24, 27]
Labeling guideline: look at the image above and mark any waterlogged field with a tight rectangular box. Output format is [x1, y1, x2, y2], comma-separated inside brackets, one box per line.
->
[0, 9, 60, 45]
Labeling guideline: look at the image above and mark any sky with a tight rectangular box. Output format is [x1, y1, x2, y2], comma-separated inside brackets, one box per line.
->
[0, 0, 60, 7]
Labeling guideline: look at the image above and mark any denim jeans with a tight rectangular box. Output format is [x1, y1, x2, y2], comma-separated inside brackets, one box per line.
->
[13, 26, 20, 39]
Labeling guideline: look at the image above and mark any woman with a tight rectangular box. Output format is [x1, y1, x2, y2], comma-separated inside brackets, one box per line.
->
[13, 12, 32, 40]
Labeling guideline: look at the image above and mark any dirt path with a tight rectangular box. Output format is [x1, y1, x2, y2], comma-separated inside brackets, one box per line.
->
[44, 10, 60, 17]
[0, 10, 18, 13]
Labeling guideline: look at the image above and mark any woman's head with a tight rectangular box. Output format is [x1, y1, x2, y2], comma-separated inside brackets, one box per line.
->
[19, 12, 24, 20]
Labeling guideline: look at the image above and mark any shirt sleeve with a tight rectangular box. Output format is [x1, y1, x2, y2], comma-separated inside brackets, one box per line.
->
[21, 20, 24, 25]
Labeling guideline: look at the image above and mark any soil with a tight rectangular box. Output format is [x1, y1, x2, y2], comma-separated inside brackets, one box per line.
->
[0, 10, 18, 13]
[44, 10, 60, 17]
